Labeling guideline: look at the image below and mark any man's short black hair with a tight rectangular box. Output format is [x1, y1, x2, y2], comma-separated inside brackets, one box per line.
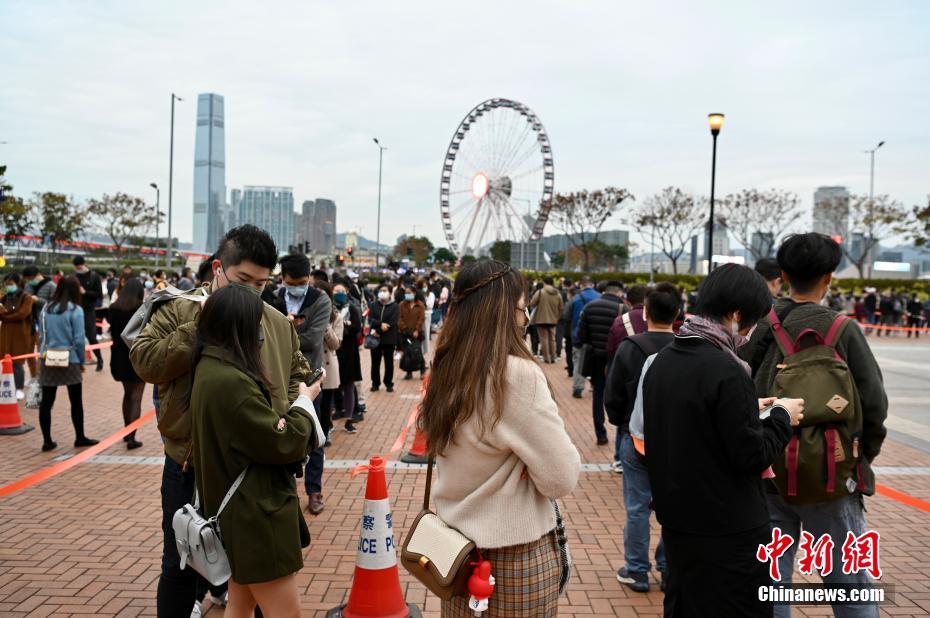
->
[776, 233, 842, 294]
[216, 225, 278, 270]
[72, 256, 85, 266]
[754, 258, 782, 283]
[646, 282, 681, 325]
[695, 264, 772, 328]
[311, 269, 329, 283]
[279, 253, 311, 279]
[22, 265, 39, 278]
[562, 277, 573, 287]
[626, 285, 648, 306]
[603, 280, 624, 294]
[543, 276, 554, 285]
[197, 254, 217, 285]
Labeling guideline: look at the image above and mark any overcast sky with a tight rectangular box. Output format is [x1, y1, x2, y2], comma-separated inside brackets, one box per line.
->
[2, 1, 928, 252]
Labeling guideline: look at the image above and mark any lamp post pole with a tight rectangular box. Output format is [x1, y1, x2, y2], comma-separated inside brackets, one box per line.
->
[373, 138, 386, 269]
[706, 113, 725, 273]
[167, 94, 182, 271]
[649, 217, 655, 283]
[864, 141, 885, 279]
[150, 183, 160, 267]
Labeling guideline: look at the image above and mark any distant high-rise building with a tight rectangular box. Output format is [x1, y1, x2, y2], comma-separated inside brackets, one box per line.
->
[813, 186, 850, 243]
[228, 188, 242, 232]
[297, 199, 337, 254]
[750, 232, 775, 264]
[193, 93, 227, 252]
[237, 186, 294, 254]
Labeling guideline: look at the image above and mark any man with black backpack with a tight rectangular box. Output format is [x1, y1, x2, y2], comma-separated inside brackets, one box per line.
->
[742, 233, 887, 618]
[604, 282, 681, 593]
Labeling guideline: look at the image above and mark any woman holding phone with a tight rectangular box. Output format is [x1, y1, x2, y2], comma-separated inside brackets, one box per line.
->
[189, 285, 324, 618]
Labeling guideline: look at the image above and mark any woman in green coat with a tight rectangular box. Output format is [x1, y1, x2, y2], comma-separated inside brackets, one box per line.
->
[189, 285, 324, 618]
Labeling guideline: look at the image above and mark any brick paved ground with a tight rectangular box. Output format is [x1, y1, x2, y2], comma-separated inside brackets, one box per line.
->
[1, 340, 929, 617]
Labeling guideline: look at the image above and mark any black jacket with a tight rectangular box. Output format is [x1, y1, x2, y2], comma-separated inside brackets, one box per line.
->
[604, 332, 675, 434]
[369, 300, 400, 347]
[643, 335, 792, 536]
[577, 293, 624, 359]
[74, 269, 102, 310]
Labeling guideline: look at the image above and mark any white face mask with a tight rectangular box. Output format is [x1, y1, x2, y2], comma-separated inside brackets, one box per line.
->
[378, 291, 390, 302]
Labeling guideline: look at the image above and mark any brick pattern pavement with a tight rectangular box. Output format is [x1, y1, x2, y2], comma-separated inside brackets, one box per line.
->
[1, 345, 929, 617]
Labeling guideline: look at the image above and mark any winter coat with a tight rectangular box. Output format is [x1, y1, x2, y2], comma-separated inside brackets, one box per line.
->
[277, 287, 332, 370]
[0, 292, 35, 357]
[191, 347, 316, 584]
[606, 305, 645, 359]
[398, 300, 426, 338]
[38, 302, 85, 365]
[322, 315, 343, 390]
[336, 302, 363, 384]
[130, 287, 310, 466]
[529, 285, 564, 326]
[570, 288, 601, 342]
[107, 306, 142, 383]
[577, 293, 625, 359]
[369, 300, 400, 347]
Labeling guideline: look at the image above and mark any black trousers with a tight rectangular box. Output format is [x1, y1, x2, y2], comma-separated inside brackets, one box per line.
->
[82, 305, 103, 362]
[562, 325, 574, 375]
[662, 525, 772, 618]
[38, 384, 85, 444]
[370, 345, 395, 388]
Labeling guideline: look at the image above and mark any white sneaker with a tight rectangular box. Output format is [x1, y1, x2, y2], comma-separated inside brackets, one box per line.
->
[190, 601, 202, 618]
[15, 390, 24, 401]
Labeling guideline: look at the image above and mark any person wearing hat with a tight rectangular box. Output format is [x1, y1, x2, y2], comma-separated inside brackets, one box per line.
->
[72, 256, 104, 371]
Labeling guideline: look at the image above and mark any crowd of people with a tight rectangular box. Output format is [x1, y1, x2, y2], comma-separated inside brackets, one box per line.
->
[1, 226, 895, 616]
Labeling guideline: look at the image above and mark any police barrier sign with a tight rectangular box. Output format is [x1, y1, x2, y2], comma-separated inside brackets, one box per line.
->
[356, 497, 397, 570]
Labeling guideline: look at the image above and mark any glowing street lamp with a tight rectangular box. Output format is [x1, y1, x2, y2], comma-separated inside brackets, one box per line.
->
[706, 113, 725, 271]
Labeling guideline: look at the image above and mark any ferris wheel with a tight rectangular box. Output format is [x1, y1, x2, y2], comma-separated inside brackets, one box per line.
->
[439, 98, 554, 256]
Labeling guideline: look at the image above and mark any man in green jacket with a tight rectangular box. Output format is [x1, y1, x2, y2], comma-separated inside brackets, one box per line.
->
[130, 225, 310, 618]
[741, 233, 887, 618]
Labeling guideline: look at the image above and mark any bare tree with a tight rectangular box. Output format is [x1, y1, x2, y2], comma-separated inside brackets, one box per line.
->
[820, 193, 908, 278]
[86, 192, 160, 253]
[635, 187, 706, 275]
[548, 187, 634, 271]
[909, 197, 930, 248]
[719, 189, 803, 260]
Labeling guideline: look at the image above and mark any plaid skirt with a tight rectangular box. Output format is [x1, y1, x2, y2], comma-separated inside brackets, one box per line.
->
[441, 530, 560, 618]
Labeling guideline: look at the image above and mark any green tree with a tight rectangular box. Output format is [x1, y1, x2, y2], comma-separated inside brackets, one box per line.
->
[489, 240, 512, 263]
[590, 241, 630, 271]
[549, 251, 565, 269]
[433, 247, 456, 265]
[87, 192, 160, 253]
[393, 235, 435, 265]
[0, 166, 34, 241]
[548, 186, 634, 270]
[908, 197, 930, 248]
[30, 192, 85, 244]
[635, 187, 706, 275]
[459, 254, 477, 265]
[820, 193, 908, 278]
[719, 189, 803, 260]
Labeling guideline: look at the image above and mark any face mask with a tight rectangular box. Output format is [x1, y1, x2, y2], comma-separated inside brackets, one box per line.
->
[5, 285, 18, 294]
[228, 282, 263, 297]
[378, 291, 391, 302]
[286, 285, 308, 298]
[26, 279, 38, 288]
[144, 280, 154, 290]
[333, 292, 348, 305]
[404, 293, 414, 302]
[421, 287, 427, 293]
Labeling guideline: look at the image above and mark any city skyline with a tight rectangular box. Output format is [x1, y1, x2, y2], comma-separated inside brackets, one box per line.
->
[2, 1, 928, 252]
[192, 93, 227, 252]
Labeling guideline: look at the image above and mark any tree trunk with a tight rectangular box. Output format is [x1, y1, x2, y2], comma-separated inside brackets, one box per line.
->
[670, 257, 678, 275]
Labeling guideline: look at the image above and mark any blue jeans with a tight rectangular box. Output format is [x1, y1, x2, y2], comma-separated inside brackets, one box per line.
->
[768, 493, 879, 618]
[620, 433, 666, 574]
[304, 394, 324, 495]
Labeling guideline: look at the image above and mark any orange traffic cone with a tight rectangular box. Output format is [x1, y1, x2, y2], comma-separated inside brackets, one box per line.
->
[327, 456, 422, 618]
[401, 378, 428, 465]
[0, 355, 34, 435]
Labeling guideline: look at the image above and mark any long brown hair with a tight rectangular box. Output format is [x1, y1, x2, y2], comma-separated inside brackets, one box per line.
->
[418, 260, 537, 456]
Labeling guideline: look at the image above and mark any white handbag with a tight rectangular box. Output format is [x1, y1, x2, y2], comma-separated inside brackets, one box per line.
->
[41, 309, 72, 368]
[172, 466, 248, 586]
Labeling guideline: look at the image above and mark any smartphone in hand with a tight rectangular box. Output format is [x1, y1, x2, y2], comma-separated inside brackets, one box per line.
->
[305, 367, 325, 386]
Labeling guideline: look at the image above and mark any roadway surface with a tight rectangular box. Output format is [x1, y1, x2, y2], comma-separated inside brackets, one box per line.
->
[869, 337, 930, 452]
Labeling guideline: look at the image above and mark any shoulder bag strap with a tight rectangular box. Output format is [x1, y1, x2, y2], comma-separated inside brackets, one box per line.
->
[194, 465, 249, 516]
[423, 456, 435, 511]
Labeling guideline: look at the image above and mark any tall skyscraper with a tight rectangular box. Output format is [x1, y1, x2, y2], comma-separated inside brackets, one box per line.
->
[228, 188, 242, 232]
[237, 186, 294, 253]
[812, 186, 850, 242]
[193, 93, 227, 252]
[296, 199, 338, 254]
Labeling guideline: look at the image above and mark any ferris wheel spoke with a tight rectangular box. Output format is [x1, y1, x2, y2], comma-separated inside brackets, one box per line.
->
[495, 116, 526, 174]
[491, 114, 519, 176]
[473, 202, 495, 252]
[496, 123, 534, 177]
[449, 195, 479, 218]
[503, 200, 532, 238]
[500, 138, 541, 178]
[460, 200, 485, 255]
[509, 163, 544, 182]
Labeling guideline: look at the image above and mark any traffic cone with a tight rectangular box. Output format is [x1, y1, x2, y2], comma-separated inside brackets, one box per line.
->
[401, 378, 428, 464]
[327, 456, 422, 618]
[0, 355, 34, 435]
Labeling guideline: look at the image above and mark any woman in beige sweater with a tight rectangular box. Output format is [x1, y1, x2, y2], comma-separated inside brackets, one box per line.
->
[419, 260, 581, 617]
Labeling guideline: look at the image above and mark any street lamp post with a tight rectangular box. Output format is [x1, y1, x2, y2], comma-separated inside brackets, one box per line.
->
[150, 183, 160, 267]
[706, 113, 725, 273]
[373, 138, 386, 269]
[864, 141, 885, 279]
[167, 94, 182, 271]
[649, 216, 656, 283]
